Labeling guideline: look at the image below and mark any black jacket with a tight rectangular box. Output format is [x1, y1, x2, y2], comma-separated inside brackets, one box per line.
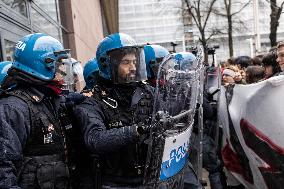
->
[74, 83, 154, 185]
[0, 93, 29, 189]
[0, 86, 77, 189]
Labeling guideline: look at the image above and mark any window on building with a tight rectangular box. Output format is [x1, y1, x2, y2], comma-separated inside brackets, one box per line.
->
[32, 0, 59, 22]
[31, 7, 61, 40]
[4, 39, 16, 61]
[2, 0, 28, 17]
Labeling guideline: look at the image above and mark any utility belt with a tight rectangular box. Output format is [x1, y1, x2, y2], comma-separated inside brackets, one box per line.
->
[18, 154, 71, 189]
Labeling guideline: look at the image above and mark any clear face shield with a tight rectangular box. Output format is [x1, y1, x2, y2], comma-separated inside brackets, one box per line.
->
[153, 55, 201, 121]
[107, 46, 147, 84]
[72, 61, 85, 92]
[52, 50, 74, 91]
[149, 57, 164, 78]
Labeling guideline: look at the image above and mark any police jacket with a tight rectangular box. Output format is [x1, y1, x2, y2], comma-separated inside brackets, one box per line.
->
[74, 82, 154, 186]
[0, 86, 72, 189]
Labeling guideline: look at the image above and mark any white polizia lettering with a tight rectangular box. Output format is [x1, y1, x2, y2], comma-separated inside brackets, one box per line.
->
[15, 41, 26, 51]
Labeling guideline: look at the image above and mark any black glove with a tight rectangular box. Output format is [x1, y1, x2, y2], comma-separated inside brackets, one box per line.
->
[136, 122, 151, 135]
[66, 92, 86, 105]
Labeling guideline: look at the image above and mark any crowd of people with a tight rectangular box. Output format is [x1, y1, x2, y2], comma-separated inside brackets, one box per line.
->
[221, 42, 284, 86]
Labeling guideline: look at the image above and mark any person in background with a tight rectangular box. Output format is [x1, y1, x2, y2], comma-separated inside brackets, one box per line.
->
[262, 51, 281, 79]
[252, 55, 262, 66]
[234, 56, 253, 70]
[222, 68, 236, 86]
[276, 41, 284, 72]
[245, 66, 264, 84]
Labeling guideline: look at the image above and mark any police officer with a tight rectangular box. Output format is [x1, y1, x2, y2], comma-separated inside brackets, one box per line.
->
[0, 33, 75, 189]
[74, 33, 154, 188]
[83, 57, 99, 90]
[144, 44, 169, 86]
[0, 61, 12, 88]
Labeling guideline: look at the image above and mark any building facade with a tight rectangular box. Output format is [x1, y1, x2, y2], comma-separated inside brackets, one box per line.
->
[189, 0, 284, 62]
[119, 0, 185, 53]
[0, 0, 118, 64]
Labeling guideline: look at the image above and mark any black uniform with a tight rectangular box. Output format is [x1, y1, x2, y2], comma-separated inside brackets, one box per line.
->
[0, 86, 73, 189]
[74, 83, 153, 188]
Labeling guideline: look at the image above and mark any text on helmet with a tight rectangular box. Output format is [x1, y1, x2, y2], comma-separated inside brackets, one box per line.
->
[15, 41, 26, 51]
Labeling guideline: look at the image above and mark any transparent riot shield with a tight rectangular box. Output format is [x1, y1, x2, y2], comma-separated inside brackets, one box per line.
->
[143, 49, 203, 188]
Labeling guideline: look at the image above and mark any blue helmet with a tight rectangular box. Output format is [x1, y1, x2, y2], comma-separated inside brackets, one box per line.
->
[0, 61, 12, 86]
[96, 33, 147, 84]
[144, 45, 169, 78]
[12, 33, 70, 81]
[83, 58, 99, 89]
[172, 52, 197, 70]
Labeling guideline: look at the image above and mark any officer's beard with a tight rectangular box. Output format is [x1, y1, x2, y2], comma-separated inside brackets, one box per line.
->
[125, 71, 136, 82]
[118, 70, 136, 83]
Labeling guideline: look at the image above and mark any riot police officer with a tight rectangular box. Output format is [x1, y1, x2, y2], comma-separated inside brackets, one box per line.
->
[74, 33, 154, 188]
[0, 61, 12, 88]
[144, 44, 169, 86]
[83, 57, 99, 90]
[0, 33, 75, 189]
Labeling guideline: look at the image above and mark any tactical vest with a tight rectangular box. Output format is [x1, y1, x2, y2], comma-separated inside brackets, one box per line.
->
[96, 84, 154, 128]
[4, 88, 71, 189]
[93, 84, 154, 185]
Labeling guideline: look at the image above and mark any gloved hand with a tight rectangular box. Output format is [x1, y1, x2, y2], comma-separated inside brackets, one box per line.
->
[155, 111, 172, 126]
[136, 122, 151, 135]
[66, 92, 86, 105]
[136, 122, 152, 144]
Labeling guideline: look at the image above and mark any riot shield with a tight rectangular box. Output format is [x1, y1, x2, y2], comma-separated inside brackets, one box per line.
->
[143, 49, 203, 188]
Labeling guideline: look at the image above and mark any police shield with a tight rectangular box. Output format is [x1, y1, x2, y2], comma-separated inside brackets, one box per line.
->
[219, 75, 284, 189]
[143, 51, 203, 187]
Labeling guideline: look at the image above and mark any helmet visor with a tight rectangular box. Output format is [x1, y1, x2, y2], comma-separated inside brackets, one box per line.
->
[149, 57, 164, 78]
[107, 47, 147, 84]
[53, 51, 74, 91]
[72, 61, 85, 92]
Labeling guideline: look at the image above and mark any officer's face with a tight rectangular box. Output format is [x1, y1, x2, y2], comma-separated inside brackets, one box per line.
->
[118, 53, 137, 82]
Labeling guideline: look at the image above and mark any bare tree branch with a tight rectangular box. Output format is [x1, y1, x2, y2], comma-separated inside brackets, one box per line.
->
[231, 0, 251, 16]
[184, 0, 201, 29]
[205, 29, 222, 42]
[183, 0, 220, 62]
[202, 0, 218, 29]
